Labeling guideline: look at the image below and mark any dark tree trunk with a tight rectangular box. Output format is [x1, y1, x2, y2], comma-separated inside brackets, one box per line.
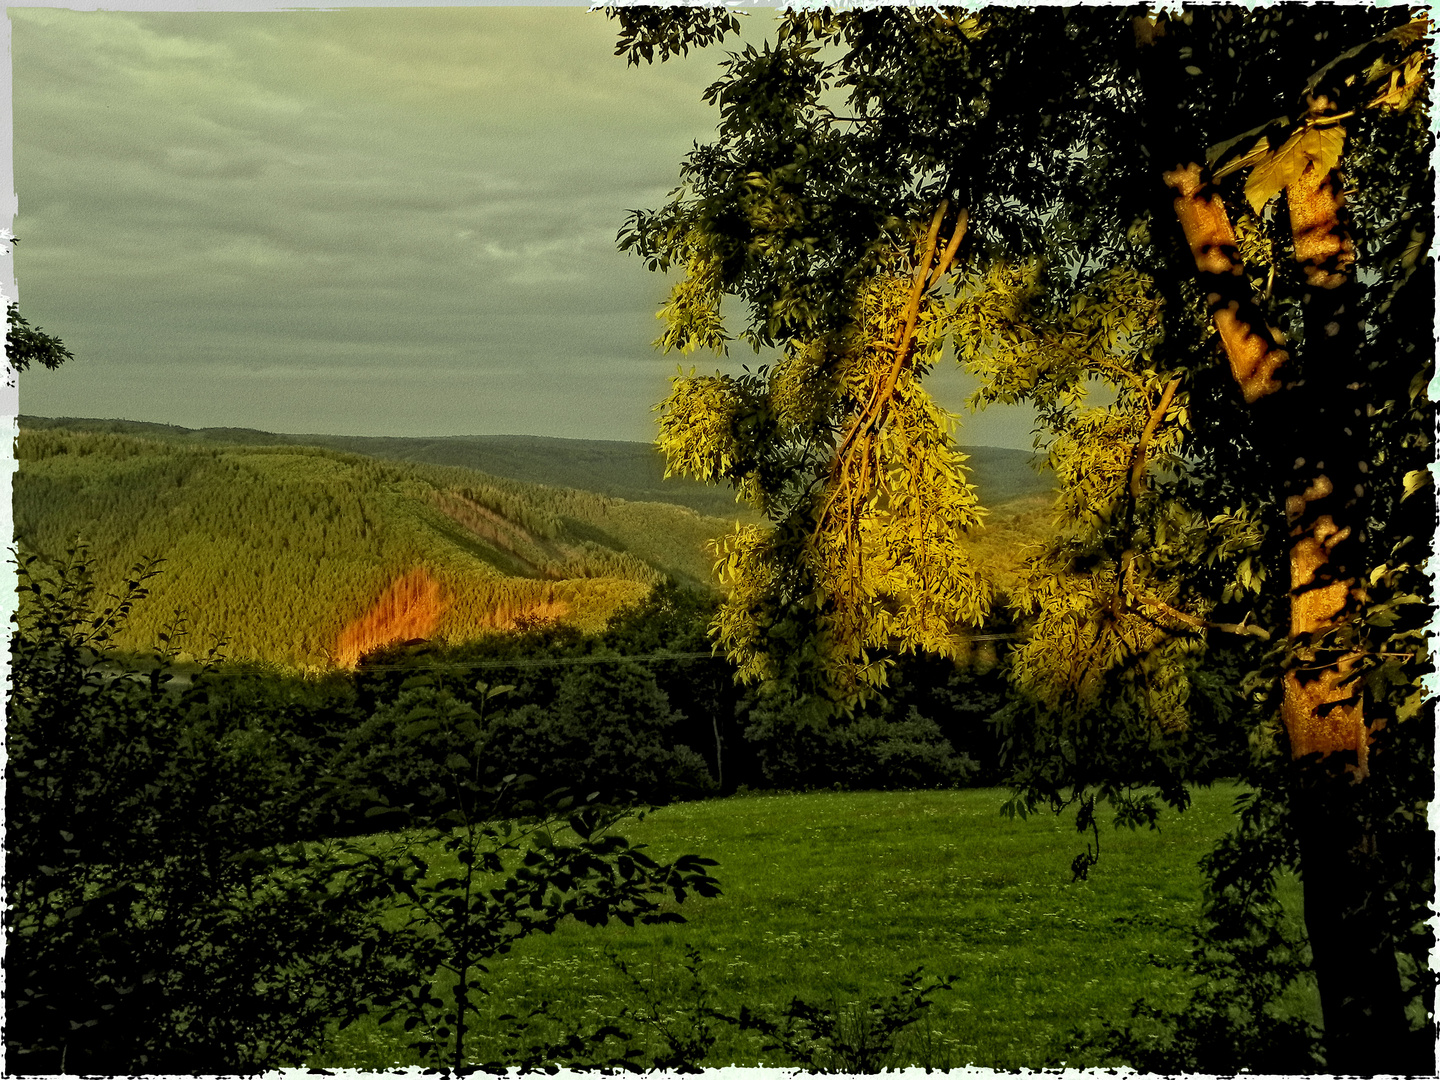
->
[1130, 13, 1419, 1070]
[1290, 767, 1425, 1074]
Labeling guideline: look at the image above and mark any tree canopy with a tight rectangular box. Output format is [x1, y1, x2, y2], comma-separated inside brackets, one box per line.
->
[7, 303, 73, 375]
[613, 5, 1433, 1072]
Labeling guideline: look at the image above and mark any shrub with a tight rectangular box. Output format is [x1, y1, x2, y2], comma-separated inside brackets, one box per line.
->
[330, 655, 715, 828]
[5, 548, 388, 1072]
[485, 654, 717, 801]
[6, 549, 726, 1072]
[743, 684, 977, 790]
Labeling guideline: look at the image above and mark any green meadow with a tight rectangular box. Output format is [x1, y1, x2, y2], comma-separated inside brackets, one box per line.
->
[317, 785, 1317, 1071]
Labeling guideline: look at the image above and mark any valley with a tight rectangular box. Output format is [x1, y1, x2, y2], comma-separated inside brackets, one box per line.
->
[14, 416, 1056, 669]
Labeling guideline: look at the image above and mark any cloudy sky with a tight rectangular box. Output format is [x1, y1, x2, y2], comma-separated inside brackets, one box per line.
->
[7, 4, 1034, 448]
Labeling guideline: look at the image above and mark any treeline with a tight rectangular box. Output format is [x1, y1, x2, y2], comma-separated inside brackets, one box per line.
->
[24, 563, 1248, 834]
[13, 426, 721, 666]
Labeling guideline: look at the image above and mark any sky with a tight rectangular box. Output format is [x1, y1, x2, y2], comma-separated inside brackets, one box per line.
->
[6, 3, 1036, 449]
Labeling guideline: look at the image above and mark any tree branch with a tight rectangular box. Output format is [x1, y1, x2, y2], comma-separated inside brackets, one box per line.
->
[1129, 376, 1183, 503]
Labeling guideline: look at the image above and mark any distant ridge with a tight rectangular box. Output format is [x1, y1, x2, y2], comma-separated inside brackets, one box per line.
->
[18, 416, 1055, 513]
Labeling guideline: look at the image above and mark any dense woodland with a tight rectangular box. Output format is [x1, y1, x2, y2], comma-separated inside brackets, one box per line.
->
[14, 419, 1053, 670]
[13, 423, 739, 666]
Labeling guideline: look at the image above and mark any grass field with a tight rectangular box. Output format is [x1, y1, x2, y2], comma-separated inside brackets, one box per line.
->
[312, 784, 1317, 1070]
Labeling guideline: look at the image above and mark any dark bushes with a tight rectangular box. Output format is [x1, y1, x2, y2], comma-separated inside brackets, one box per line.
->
[6, 550, 723, 1072]
[742, 684, 979, 791]
[326, 656, 716, 831]
[6, 550, 385, 1072]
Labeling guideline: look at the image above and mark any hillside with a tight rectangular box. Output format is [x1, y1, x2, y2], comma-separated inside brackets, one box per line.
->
[14, 417, 1059, 668]
[19, 416, 1054, 515]
[13, 423, 736, 668]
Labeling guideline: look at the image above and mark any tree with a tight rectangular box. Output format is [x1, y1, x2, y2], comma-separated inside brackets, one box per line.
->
[6, 234, 74, 374]
[612, 6, 1432, 1072]
[5, 548, 378, 1071]
[6, 302, 73, 373]
[6, 547, 724, 1071]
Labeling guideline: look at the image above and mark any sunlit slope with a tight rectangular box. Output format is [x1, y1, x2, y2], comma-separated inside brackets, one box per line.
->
[13, 425, 734, 667]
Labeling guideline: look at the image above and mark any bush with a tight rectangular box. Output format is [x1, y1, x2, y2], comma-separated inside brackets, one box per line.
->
[5, 548, 388, 1072]
[6, 550, 727, 1072]
[329, 654, 715, 827]
[483, 654, 717, 801]
[742, 684, 977, 790]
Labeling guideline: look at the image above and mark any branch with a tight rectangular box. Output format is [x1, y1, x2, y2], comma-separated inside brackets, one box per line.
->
[1131, 593, 1273, 641]
[1207, 16, 1430, 170]
[1123, 556, 1272, 641]
[1129, 376, 1183, 503]
[814, 203, 970, 554]
[1116, 375, 1182, 594]
[931, 208, 970, 284]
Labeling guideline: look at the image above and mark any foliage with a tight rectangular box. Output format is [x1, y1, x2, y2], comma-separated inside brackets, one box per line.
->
[742, 682, 978, 791]
[6, 300, 73, 374]
[487, 657, 718, 801]
[337, 722, 722, 1073]
[5, 547, 386, 1071]
[612, 7, 742, 67]
[612, 5, 1433, 1071]
[348, 585, 1023, 802]
[602, 945, 725, 1071]
[6, 548, 726, 1072]
[731, 967, 958, 1073]
[326, 661, 715, 834]
[603, 945, 959, 1073]
[13, 423, 726, 665]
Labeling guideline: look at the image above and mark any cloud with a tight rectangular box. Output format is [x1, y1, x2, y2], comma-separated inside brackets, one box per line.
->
[12, 7, 1038, 449]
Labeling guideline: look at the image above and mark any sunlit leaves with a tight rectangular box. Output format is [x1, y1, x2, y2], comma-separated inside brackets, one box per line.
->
[1242, 122, 1347, 214]
[655, 242, 730, 356]
[1007, 561, 1199, 728]
[653, 231, 996, 700]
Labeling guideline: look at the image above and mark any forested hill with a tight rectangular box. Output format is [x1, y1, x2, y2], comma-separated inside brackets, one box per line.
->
[13, 421, 737, 669]
[18, 416, 1053, 515]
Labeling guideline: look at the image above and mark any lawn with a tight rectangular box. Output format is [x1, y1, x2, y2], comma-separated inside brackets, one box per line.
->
[313, 783, 1314, 1070]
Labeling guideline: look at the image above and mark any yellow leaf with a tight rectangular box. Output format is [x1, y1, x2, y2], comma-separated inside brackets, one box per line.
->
[1243, 122, 1347, 213]
[1401, 468, 1430, 500]
[1395, 16, 1430, 48]
[1301, 123, 1346, 175]
[1213, 135, 1271, 182]
[1245, 128, 1309, 212]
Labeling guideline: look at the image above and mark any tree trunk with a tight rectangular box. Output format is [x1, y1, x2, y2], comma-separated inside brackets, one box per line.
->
[1290, 772, 1419, 1074]
[1131, 14, 1415, 1070]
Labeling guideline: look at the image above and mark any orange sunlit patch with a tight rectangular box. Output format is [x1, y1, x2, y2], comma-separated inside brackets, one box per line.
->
[335, 567, 446, 667]
[1162, 162, 1287, 401]
[1287, 162, 1355, 289]
[1282, 501, 1368, 774]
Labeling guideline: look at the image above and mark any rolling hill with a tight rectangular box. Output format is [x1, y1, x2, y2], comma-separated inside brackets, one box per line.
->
[18, 416, 1053, 516]
[13, 423, 738, 668]
[14, 417, 1057, 669]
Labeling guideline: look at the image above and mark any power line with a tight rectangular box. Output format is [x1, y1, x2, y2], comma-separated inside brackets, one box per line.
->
[357, 651, 719, 673]
[352, 633, 1023, 673]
